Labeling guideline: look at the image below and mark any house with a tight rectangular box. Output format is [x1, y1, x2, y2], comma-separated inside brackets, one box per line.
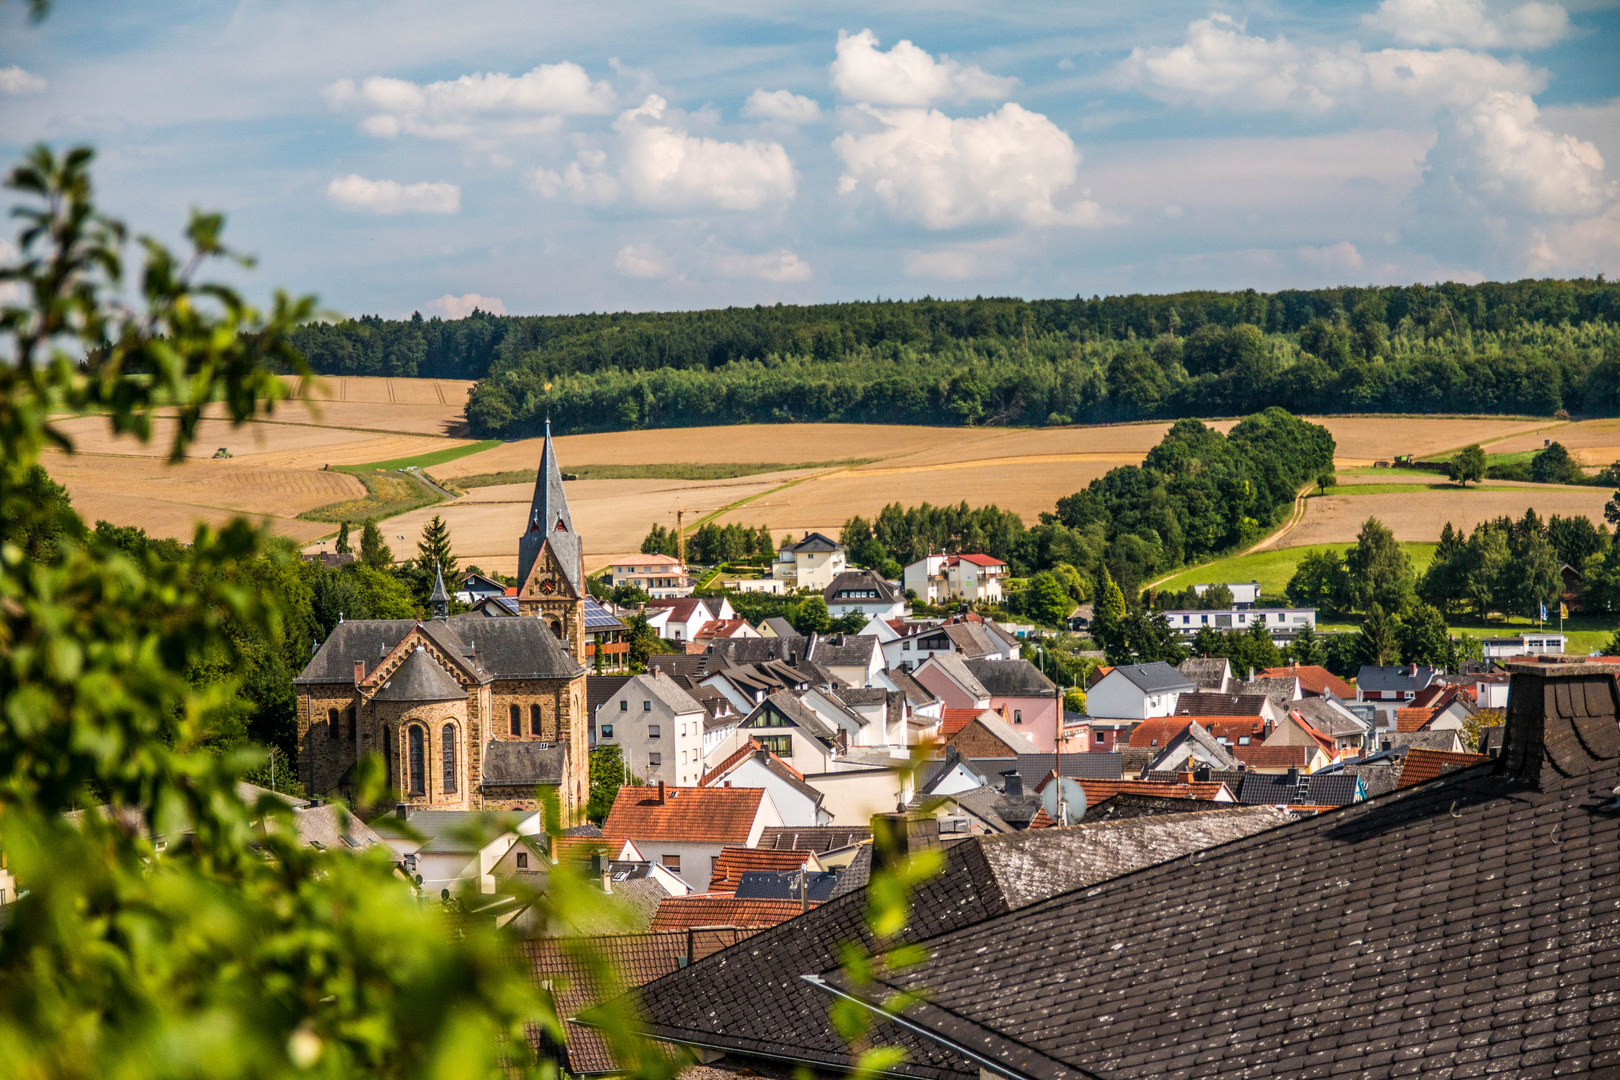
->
[596, 672, 708, 786]
[1173, 690, 1285, 726]
[294, 571, 589, 819]
[823, 570, 906, 620]
[1481, 631, 1567, 659]
[583, 598, 629, 672]
[1355, 663, 1445, 726]
[882, 616, 1020, 670]
[813, 662, 1619, 1080]
[648, 896, 812, 933]
[707, 845, 824, 895]
[1230, 742, 1332, 773]
[1065, 777, 1238, 805]
[622, 806, 1290, 1078]
[376, 807, 541, 895]
[805, 633, 885, 688]
[1262, 709, 1342, 765]
[1085, 662, 1196, 720]
[943, 711, 1041, 758]
[912, 653, 990, 711]
[1193, 580, 1262, 606]
[604, 553, 693, 599]
[1444, 670, 1510, 709]
[699, 741, 833, 826]
[1160, 606, 1317, 642]
[758, 615, 799, 637]
[455, 572, 508, 605]
[1260, 663, 1354, 699]
[1290, 694, 1372, 755]
[1141, 720, 1241, 775]
[733, 691, 850, 772]
[772, 532, 848, 590]
[686, 618, 760, 654]
[754, 825, 871, 864]
[963, 659, 1060, 750]
[1070, 715, 1134, 752]
[600, 782, 783, 892]
[1175, 656, 1232, 691]
[903, 553, 1009, 605]
[643, 597, 728, 644]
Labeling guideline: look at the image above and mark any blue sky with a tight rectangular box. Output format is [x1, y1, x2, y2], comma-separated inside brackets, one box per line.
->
[2, 0, 1617, 318]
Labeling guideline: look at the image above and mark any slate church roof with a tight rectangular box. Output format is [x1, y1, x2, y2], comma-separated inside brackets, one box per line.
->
[821, 660, 1620, 1080]
[516, 420, 581, 592]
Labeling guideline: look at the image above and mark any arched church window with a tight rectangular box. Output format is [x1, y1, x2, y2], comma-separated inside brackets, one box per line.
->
[547, 618, 562, 639]
[327, 707, 340, 740]
[529, 703, 541, 735]
[509, 704, 521, 736]
[442, 725, 457, 794]
[408, 725, 425, 796]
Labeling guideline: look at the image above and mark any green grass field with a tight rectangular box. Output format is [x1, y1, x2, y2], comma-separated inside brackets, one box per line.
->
[349, 440, 501, 472]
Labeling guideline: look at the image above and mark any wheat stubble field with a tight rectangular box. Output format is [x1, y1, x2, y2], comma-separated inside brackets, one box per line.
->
[42, 380, 1607, 574]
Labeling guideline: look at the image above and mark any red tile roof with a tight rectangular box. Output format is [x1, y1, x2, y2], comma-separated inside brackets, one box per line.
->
[601, 785, 767, 846]
[952, 554, 1007, 567]
[1397, 749, 1490, 789]
[1230, 744, 1318, 770]
[1395, 706, 1440, 733]
[941, 707, 988, 737]
[1284, 711, 1339, 757]
[695, 618, 754, 640]
[648, 896, 813, 933]
[1130, 716, 1268, 748]
[708, 846, 814, 893]
[1260, 665, 1353, 699]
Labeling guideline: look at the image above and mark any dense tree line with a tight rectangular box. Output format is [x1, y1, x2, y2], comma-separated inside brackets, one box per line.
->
[283, 280, 1620, 437]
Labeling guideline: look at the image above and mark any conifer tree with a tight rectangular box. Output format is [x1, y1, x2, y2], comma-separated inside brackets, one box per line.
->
[359, 521, 392, 569]
[416, 513, 457, 577]
[334, 519, 351, 554]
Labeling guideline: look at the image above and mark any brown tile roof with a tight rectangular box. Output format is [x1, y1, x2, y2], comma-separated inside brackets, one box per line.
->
[1229, 744, 1317, 770]
[647, 896, 813, 933]
[695, 618, 754, 640]
[1130, 716, 1268, 748]
[1396, 748, 1491, 788]
[1071, 779, 1235, 804]
[601, 785, 766, 846]
[1173, 692, 1273, 717]
[1395, 705, 1440, 732]
[708, 846, 814, 893]
[756, 826, 872, 853]
[1260, 664, 1353, 698]
[940, 706, 986, 737]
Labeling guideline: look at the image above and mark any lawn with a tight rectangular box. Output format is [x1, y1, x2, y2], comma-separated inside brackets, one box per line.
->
[349, 440, 501, 472]
[1153, 542, 1439, 599]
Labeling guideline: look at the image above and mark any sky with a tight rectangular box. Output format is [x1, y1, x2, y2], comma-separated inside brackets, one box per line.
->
[2, 0, 1618, 319]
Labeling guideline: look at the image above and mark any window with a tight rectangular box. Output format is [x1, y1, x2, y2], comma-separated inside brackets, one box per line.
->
[383, 729, 392, 789]
[902, 641, 910, 651]
[643, 700, 652, 711]
[620, 700, 628, 712]
[1014, 710, 1023, 724]
[601, 724, 613, 738]
[530, 703, 541, 735]
[509, 704, 521, 736]
[408, 726, 426, 796]
[648, 725, 660, 739]
[442, 724, 457, 794]
[757, 734, 792, 757]
[648, 752, 661, 766]
[328, 707, 340, 740]
[1096, 732, 1106, 744]
[516, 852, 528, 869]
[662, 854, 680, 872]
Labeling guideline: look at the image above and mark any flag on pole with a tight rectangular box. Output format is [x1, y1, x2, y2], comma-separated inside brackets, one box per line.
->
[1561, 603, 1569, 619]
[1540, 601, 1548, 622]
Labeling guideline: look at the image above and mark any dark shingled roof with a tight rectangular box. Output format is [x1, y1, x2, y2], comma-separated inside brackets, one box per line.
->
[967, 753, 1124, 789]
[586, 674, 633, 714]
[515, 422, 580, 592]
[370, 646, 465, 702]
[822, 570, 901, 604]
[963, 658, 1056, 697]
[757, 825, 871, 853]
[828, 660, 1620, 1080]
[1237, 770, 1364, 806]
[612, 807, 1289, 1079]
[480, 741, 566, 787]
[1108, 661, 1196, 693]
[295, 613, 581, 687]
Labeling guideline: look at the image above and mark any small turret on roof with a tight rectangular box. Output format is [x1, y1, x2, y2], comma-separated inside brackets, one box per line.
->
[516, 420, 580, 593]
[429, 562, 449, 619]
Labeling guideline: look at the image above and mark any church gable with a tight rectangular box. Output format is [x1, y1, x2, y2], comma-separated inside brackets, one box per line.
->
[517, 536, 582, 603]
[360, 624, 477, 697]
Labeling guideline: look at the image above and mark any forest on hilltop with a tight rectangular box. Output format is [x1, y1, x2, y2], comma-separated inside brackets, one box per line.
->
[286, 278, 1620, 437]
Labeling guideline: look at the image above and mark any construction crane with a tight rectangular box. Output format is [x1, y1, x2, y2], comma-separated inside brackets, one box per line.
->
[673, 499, 772, 572]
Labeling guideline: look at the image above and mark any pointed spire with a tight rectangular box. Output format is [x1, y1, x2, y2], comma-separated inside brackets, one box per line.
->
[430, 561, 449, 619]
[516, 419, 580, 591]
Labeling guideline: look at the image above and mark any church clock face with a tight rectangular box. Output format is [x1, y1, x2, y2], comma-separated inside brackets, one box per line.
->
[539, 577, 557, 595]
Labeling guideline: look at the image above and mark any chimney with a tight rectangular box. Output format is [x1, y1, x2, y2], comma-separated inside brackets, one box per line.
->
[1499, 660, 1620, 785]
[353, 660, 365, 685]
[1286, 767, 1300, 785]
[871, 812, 941, 874]
[657, 780, 667, 805]
[395, 803, 408, 820]
[1000, 770, 1024, 797]
[1194, 765, 1211, 782]
[1179, 771, 1195, 784]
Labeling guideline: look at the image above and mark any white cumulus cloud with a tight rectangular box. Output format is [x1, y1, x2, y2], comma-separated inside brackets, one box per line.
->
[326, 174, 461, 214]
[1364, 0, 1571, 49]
[535, 95, 795, 212]
[1449, 91, 1610, 215]
[324, 62, 614, 139]
[835, 103, 1105, 229]
[714, 248, 812, 282]
[426, 293, 506, 318]
[0, 65, 46, 96]
[1297, 241, 1365, 271]
[615, 244, 674, 278]
[830, 29, 1016, 107]
[743, 89, 822, 124]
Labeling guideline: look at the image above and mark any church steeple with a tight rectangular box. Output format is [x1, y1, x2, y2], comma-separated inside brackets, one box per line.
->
[516, 419, 581, 594]
[429, 562, 449, 619]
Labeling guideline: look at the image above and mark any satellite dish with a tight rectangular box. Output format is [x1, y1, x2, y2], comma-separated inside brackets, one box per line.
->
[1041, 776, 1086, 826]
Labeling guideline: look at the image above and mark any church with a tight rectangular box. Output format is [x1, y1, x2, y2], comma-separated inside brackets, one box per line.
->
[293, 425, 591, 821]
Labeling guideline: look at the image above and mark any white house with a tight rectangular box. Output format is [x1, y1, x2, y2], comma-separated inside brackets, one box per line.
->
[600, 782, 784, 892]
[824, 570, 906, 621]
[1161, 607, 1317, 643]
[699, 743, 833, 826]
[605, 554, 694, 599]
[903, 554, 1009, 604]
[597, 672, 709, 786]
[1481, 632, 1566, 659]
[455, 572, 508, 606]
[1194, 581, 1263, 606]
[1086, 662, 1197, 720]
[643, 597, 733, 644]
[379, 808, 543, 895]
[773, 532, 848, 590]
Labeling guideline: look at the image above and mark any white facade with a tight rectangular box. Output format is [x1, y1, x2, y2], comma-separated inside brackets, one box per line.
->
[705, 753, 832, 826]
[1162, 607, 1316, 642]
[904, 554, 1009, 604]
[1086, 670, 1189, 721]
[1194, 581, 1262, 605]
[723, 577, 786, 595]
[596, 674, 708, 786]
[773, 534, 848, 590]
[1481, 633, 1566, 659]
[607, 555, 693, 599]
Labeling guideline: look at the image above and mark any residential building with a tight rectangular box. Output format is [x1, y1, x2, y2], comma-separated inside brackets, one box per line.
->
[881, 616, 1020, 669]
[1173, 690, 1285, 726]
[706, 845, 825, 894]
[1141, 721, 1241, 775]
[903, 553, 1009, 604]
[963, 658, 1060, 750]
[1259, 663, 1354, 699]
[1356, 663, 1445, 726]
[772, 532, 848, 590]
[583, 598, 629, 672]
[912, 653, 990, 711]
[1085, 662, 1196, 720]
[604, 553, 694, 599]
[1160, 606, 1317, 642]
[376, 808, 542, 895]
[1231, 742, 1332, 773]
[455, 572, 508, 605]
[687, 618, 761, 654]
[294, 540, 589, 819]
[643, 597, 729, 644]
[943, 711, 1041, 758]
[1236, 769, 1366, 807]
[1176, 656, 1232, 692]
[1481, 631, 1567, 659]
[600, 782, 783, 892]
[1070, 715, 1133, 752]
[648, 896, 812, 933]
[596, 672, 708, 786]
[700, 741, 834, 826]
[1192, 580, 1262, 606]
[823, 570, 906, 621]
[722, 577, 786, 595]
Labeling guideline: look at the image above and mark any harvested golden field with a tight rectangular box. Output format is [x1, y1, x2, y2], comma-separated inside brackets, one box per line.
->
[43, 451, 358, 544]
[1306, 415, 1550, 466]
[1482, 418, 1620, 464]
[1285, 484, 1613, 547]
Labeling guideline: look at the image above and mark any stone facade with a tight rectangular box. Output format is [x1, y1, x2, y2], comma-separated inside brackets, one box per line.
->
[516, 536, 587, 665]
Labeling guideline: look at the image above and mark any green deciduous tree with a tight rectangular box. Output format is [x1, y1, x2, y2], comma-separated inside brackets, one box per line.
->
[1448, 444, 1486, 487]
[1530, 441, 1584, 485]
[1399, 603, 1452, 667]
[1344, 517, 1415, 613]
[359, 521, 392, 569]
[1287, 547, 1349, 612]
[588, 744, 627, 822]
